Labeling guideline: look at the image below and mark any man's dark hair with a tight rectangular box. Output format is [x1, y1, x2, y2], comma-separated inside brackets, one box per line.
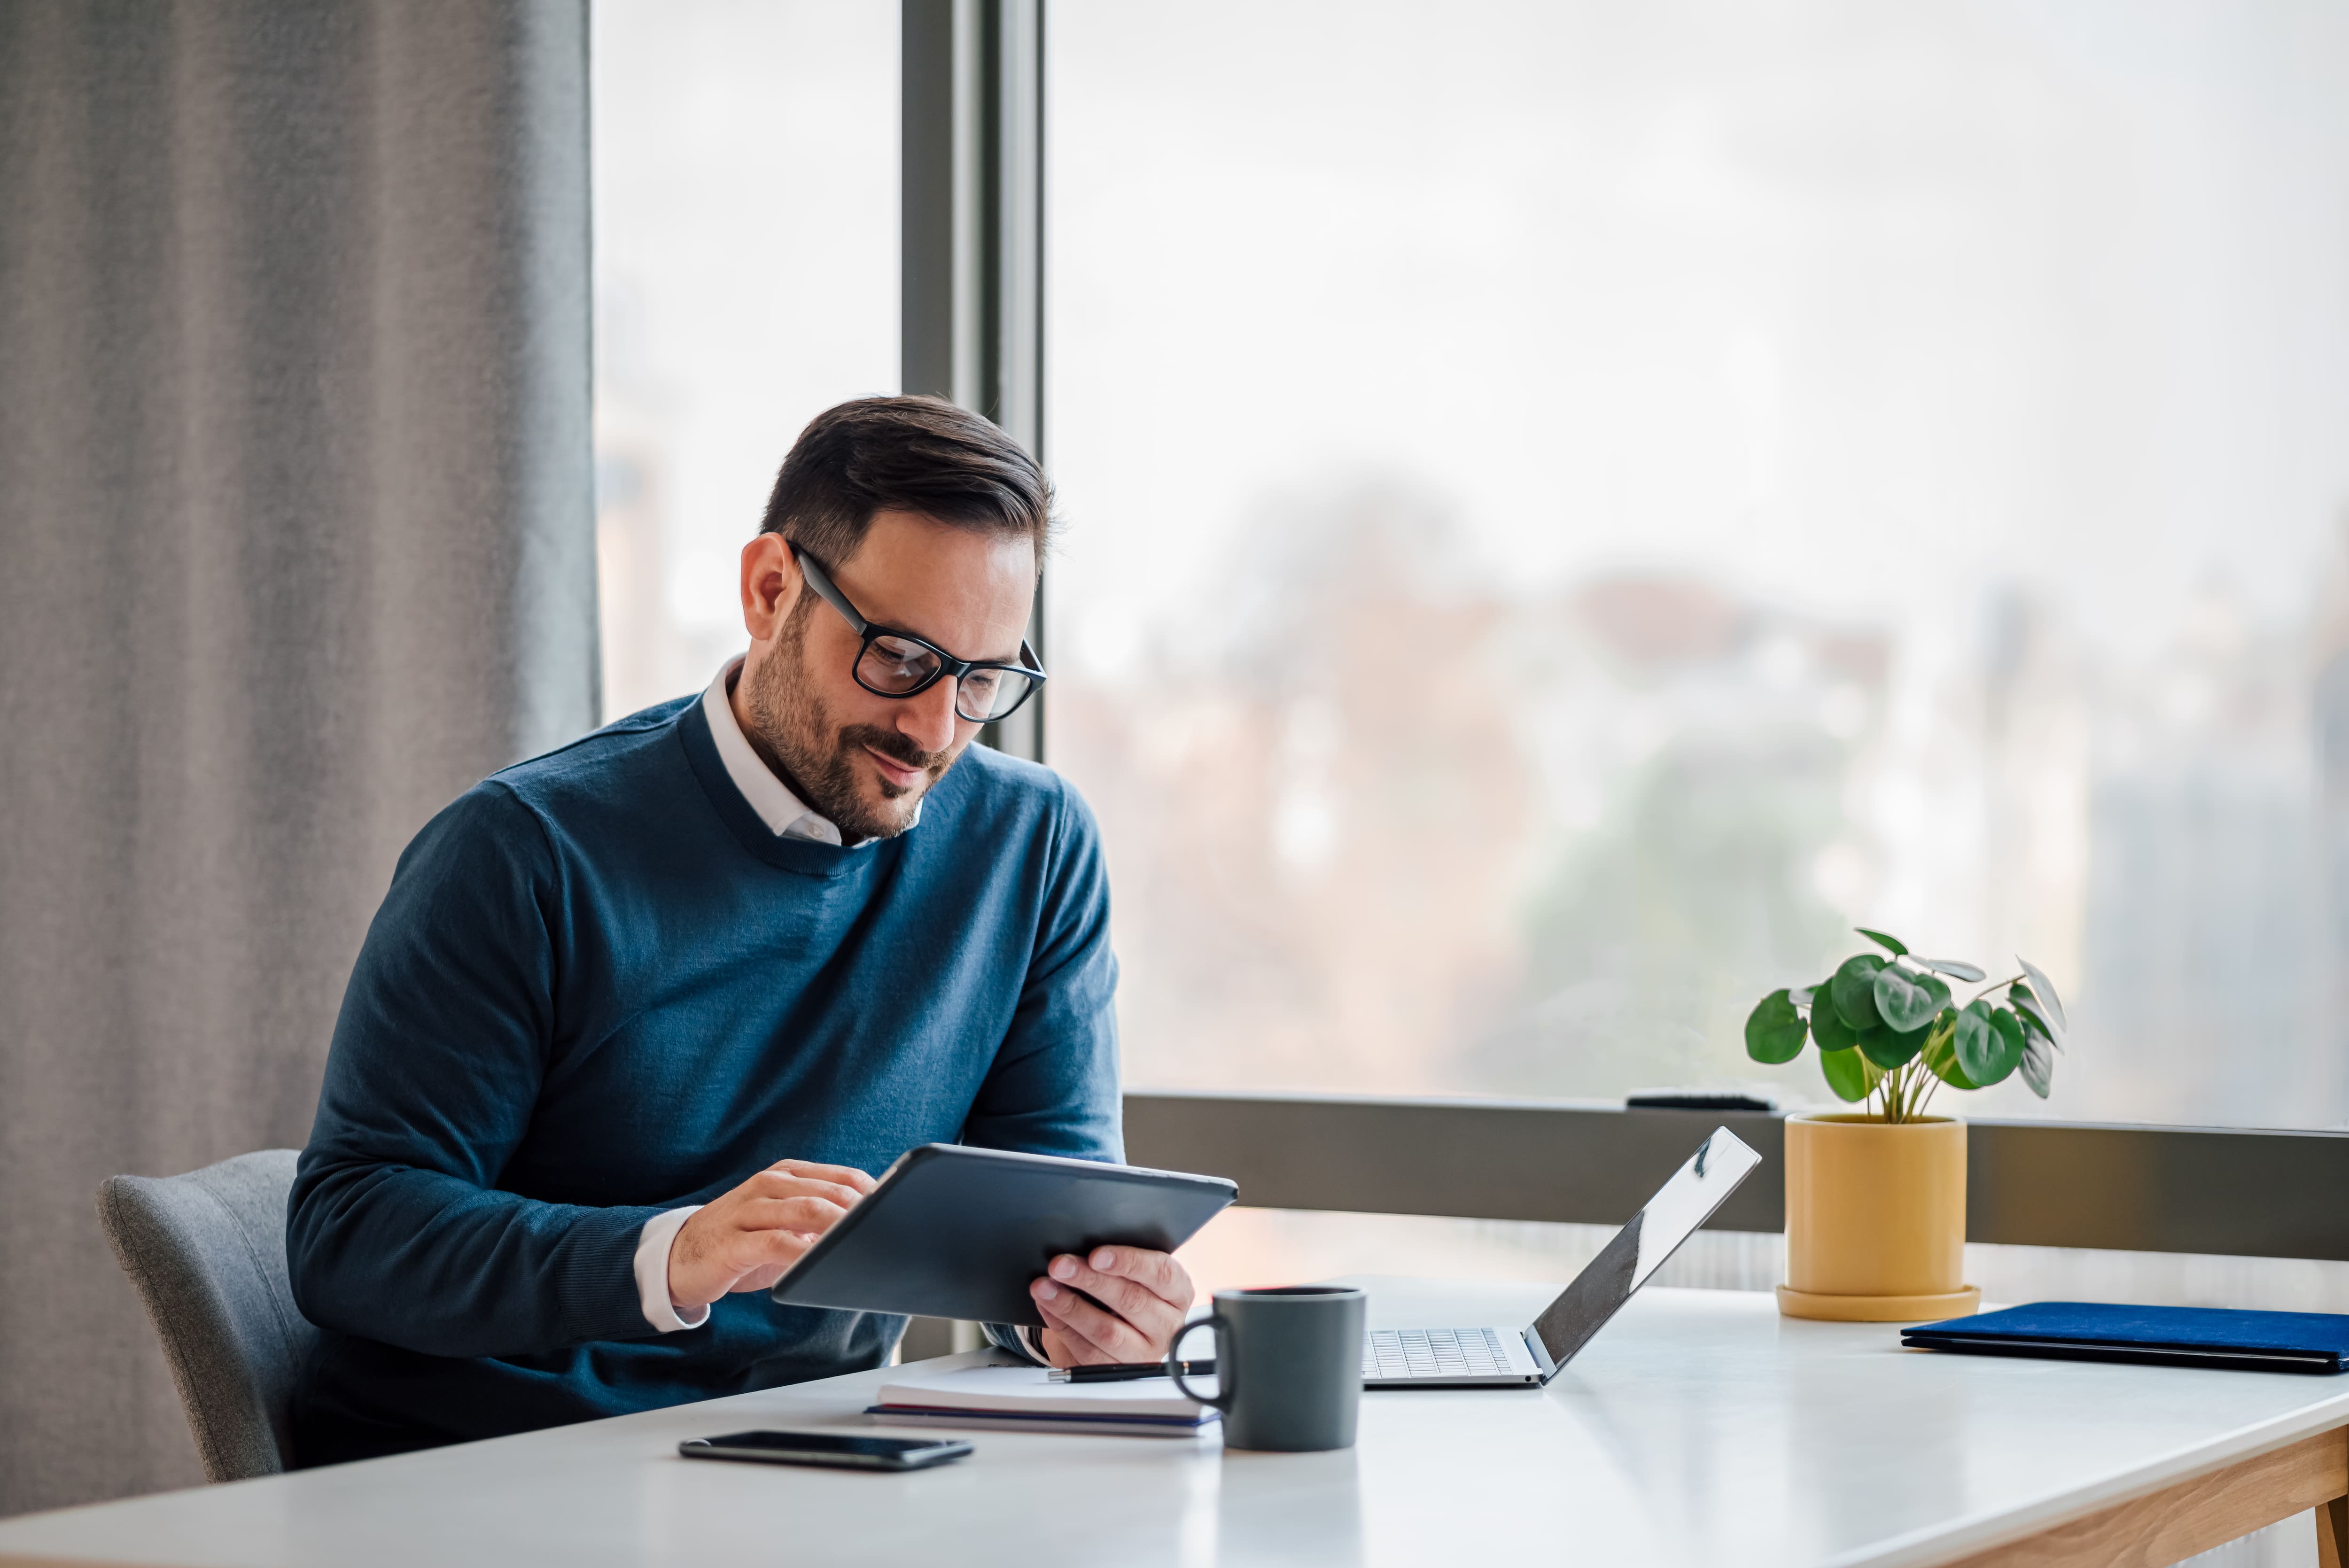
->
[759, 396, 1052, 571]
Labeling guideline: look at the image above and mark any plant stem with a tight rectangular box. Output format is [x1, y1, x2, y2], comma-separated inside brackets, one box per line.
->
[1972, 974, 2026, 1004]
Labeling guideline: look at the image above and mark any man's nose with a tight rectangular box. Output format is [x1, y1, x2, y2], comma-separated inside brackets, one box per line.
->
[898, 677, 959, 755]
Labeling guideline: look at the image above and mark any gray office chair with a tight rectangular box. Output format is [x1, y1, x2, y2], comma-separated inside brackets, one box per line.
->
[96, 1149, 317, 1482]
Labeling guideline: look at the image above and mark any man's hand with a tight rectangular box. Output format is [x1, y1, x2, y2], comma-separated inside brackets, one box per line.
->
[1029, 1245, 1196, 1366]
[667, 1159, 876, 1312]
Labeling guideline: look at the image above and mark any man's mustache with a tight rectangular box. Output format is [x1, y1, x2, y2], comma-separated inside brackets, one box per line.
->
[840, 723, 945, 774]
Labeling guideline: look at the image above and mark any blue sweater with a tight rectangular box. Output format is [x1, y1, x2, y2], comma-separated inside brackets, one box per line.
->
[287, 695, 1120, 1464]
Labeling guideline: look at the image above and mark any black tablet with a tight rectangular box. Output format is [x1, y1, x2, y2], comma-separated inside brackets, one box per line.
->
[768, 1144, 1237, 1325]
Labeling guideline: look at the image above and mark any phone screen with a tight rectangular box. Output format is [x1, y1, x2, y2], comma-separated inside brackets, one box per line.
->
[695, 1430, 948, 1459]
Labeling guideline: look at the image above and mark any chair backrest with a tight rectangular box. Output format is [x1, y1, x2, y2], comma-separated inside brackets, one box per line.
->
[96, 1149, 317, 1482]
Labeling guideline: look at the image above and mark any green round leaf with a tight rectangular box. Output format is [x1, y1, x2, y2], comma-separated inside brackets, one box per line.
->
[1984, 1008, 2027, 1082]
[2018, 1033, 2055, 1098]
[1818, 1046, 1872, 1103]
[2014, 1012, 2061, 1080]
[2010, 982, 2064, 1048]
[1951, 1000, 1997, 1082]
[1745, 990, 1809, 1064]
[1855, 928, 1909, 957]
[1809, 997, 1871, 1052]
[1952, 1000, 2022, 1085]
[1831, 955, 1886, 1031]
[1917, 957, 1987, 983]
[1860, 1017, 1932, 1069]
[2017, 957, 2069, 1033]
[1872, 965, 1949, 1033]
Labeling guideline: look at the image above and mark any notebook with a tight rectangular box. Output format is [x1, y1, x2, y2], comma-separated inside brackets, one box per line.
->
[1903, 1302, 2349, 1374]
[865, 1363, 1219, 1437]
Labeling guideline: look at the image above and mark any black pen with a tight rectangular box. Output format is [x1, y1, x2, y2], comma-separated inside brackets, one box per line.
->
[1048, 1359, 1214, 1383]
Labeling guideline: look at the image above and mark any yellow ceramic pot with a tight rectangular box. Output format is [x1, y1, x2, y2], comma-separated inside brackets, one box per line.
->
[1776, 1112, 1981, 1322]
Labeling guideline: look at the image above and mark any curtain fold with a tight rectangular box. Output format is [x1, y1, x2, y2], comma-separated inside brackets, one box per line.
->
[0, 0, 595, 1513]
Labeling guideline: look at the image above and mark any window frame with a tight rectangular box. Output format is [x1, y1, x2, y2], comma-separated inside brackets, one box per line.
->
[912, 2, 2349, 1259]
[1125, 1091, 2349, 1262]
[902, 0, 1046, 762]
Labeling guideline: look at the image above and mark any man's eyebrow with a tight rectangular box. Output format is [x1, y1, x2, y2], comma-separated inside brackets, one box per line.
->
[871, 606, 1024, 665]
[827, 561, 1026, 664]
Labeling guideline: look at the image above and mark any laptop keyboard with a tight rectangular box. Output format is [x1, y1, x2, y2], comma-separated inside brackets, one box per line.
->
[1362, 1327, 1515, 1380]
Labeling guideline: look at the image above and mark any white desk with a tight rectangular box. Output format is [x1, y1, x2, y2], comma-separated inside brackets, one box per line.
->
[6, 1281, 2349, 1568]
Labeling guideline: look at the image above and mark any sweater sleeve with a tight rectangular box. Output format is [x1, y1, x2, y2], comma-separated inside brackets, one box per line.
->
[960, 775, 1123, 1163]
[287, 784, 657, 1359]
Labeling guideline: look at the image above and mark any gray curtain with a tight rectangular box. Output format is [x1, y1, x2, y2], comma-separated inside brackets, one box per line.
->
[0, 0, 596, 1514]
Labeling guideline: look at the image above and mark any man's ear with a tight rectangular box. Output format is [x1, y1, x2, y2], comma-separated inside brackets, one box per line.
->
[739, 533, 801, 644]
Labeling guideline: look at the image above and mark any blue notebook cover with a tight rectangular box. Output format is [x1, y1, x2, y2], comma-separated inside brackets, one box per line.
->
[1902, 1302, 2349, 1374]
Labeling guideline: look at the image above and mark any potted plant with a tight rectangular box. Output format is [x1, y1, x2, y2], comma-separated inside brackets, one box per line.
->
[1743, 929, 2068, 1321]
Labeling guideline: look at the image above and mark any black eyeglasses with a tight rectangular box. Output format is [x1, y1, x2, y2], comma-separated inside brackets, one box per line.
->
[795, 550, 1047, 724]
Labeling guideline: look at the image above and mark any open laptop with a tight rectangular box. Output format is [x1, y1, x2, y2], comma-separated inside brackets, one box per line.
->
[1361, 1126, 1763, 1387]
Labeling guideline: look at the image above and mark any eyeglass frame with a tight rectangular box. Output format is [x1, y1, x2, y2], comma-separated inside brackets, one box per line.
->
[792, 547, 1048, 724]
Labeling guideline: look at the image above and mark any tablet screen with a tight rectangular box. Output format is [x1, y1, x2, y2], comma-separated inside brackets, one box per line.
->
[770, 1143, 1237, 1324]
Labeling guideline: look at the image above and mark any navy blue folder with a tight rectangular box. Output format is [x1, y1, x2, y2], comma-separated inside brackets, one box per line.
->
[1902, 1302, 2349, 1374]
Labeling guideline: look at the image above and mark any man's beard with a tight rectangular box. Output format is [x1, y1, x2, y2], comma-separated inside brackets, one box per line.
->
[739, 599, 960, 843]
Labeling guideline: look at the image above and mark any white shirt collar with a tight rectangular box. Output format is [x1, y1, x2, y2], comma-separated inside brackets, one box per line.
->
[702, 657, 920, 847]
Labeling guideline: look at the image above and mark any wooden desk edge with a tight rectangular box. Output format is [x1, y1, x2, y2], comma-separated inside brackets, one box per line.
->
[1941, 1421, 2349, 1568]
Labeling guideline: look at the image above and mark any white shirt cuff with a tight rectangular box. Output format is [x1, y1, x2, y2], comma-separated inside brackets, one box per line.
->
[635, 1206, 711, 1332]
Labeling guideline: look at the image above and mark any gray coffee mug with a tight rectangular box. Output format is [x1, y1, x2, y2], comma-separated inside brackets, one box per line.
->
[1167, 1285, 1364, 1452]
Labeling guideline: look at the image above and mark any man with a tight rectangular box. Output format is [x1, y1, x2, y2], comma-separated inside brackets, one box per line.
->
[288, 396, 1191, 1465]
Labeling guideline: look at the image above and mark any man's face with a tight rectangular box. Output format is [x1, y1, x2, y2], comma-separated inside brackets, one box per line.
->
[734, 509, 1036, 842]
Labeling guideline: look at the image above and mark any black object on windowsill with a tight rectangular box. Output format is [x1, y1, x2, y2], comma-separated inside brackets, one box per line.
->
[1625, 1092, 1777, 1113]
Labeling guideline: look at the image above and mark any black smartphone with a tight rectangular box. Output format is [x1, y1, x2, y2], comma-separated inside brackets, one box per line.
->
[677, 1429, 972, 1471]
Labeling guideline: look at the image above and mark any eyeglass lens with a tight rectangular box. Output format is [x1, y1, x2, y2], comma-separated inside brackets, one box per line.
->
[856, 637, 1036, 722]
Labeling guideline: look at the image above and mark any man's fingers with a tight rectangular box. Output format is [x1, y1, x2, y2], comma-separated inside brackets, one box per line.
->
[774, 1159, 876, 1195]
[737, 1195, 851, 1234]
[1032, 1279, 1155, 1361]
[685, 1224, 823, 1301]
[1036, 1322, 1113, 1370]
[1042, 1255, 1184, 1344]
[1079, 1245, 1193, 1310]
[747, 1172, 867, 1211]
[767, 1158, 877, 1195]
[743, 1178, 863, 1216]
[1049, 1265, 1177, 1341]
[740, 1227, 820, 1268]
[1032, 1304, 1104, 1366]
[1034, 1326, 1078, 1368]
[1033, 1295, 1128, 1365]
[672, 1159, 878, 1308]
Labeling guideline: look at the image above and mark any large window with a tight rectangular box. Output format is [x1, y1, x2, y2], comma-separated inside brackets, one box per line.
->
[1045, 2, 2349, 1127]
[592, 0, 897, 720]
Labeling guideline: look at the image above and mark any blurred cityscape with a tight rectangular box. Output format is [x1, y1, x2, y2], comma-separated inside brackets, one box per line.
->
[1050, 489, 2349, 1129]
[593, 0, 2349, 1133]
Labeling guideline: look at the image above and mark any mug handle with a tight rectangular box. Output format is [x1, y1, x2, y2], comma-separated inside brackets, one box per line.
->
[1165, 1315, 1230, 1413]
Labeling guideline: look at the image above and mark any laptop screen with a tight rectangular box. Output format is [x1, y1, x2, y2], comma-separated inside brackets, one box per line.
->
[1526, 1126, 1764, 1372]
